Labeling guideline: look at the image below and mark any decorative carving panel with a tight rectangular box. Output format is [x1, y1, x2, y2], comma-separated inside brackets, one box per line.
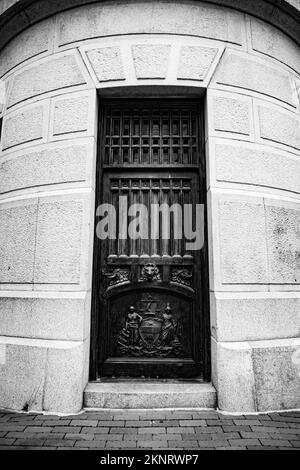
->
[139, 263, 161, 282]
[102, 268, 130, 289]
[118, 298, 184, 357]
[171, 267, 193, 288]
[110, 292, 192, 359]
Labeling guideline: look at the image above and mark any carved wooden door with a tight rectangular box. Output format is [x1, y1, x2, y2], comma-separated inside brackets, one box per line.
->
[91, 99, 210, 380]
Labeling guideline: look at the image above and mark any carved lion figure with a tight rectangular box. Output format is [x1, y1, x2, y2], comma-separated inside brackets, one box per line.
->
[140, 263, 161, 282]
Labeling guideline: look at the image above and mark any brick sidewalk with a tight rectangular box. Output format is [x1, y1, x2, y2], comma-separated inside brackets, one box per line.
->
[0, 409, 299, 450]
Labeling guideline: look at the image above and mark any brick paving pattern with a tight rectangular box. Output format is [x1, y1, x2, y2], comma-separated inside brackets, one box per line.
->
[0, 409, 299, 450]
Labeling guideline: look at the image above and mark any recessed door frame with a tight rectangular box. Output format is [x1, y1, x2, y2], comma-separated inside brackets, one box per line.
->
[90, 90, 211, 382]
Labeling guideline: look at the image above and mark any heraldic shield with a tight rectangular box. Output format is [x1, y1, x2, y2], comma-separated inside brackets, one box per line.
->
[117, 295, 184, 358]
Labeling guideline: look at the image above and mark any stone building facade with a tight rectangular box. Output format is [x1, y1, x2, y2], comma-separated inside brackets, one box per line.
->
[0, 0, 299, 414]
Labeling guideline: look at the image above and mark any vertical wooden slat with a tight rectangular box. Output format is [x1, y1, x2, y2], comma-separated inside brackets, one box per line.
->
[109, 179, 118, 257]
[161, 180, 169, 257]
[130, 180, 139, 258]
[173, 179, 181, 258]
[151, 181, 159, 257]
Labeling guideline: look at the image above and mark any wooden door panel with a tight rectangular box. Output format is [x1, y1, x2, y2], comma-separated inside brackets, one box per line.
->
[102, 171, 199, 259]
[92, 99, 209, 380]
[110, 291, 192, 357]
[102, 287, 199, 378]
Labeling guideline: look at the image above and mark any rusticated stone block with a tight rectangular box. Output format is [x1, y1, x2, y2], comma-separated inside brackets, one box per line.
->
[56, 2, 244, 46]
[132, 45, 170, 79]
[0, 201, 38, 283]
[0, 295, 87, 341]
[86, 47, 125, 82]
[212, 294, 300, 342]
[215, 52, 295, 105]
[212, 337, 300, 412]
[53, 95, 89, 135]
[213, 96, 251, 135]
[218, 199, 268, 284]
[151, 2, 244, 45]
[251, 18, 300, 74]
[43, 340, 88, 413]
[0, 144, 87, 194]
[265, 202, 300, 284]
[2, 104, 45, 150]
[0, 337, 88, 413]
[177, 46, 218, 81]
[211, 339, 256, 412]
[215, 143, 300, 194]
[251, 338, 300, 411]
[8, 54, 86, 107]
[57, 2, 153, 45]
[258, 105, 300, 151]
[34, 199, 83, 284]
[0, 339, 47, 411]
[0, 20, 51, 78]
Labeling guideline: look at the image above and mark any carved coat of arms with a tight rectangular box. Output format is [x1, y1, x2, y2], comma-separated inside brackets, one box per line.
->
[117, 297, 184, 358]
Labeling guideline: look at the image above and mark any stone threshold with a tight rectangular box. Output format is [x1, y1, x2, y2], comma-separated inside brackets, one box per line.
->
[84, 380, 217, 409]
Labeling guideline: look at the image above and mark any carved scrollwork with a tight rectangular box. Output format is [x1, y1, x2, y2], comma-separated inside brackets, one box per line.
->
[117, 298, 184, 358]
[102, 268, 130, 289]
[139, 263, 161, 282]
[171, 267, 193, 287]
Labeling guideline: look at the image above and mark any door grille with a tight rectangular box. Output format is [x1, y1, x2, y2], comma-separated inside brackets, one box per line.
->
[101, 101, 199, 166]
[105, 175, 196, 258]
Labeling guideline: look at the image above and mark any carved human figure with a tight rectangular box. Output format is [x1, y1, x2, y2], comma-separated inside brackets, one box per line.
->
[125, 306, 142, 346]
[158, 303, 181, 348]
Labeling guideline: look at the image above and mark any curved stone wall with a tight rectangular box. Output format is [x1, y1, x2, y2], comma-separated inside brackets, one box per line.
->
[0, 0, 299, 413]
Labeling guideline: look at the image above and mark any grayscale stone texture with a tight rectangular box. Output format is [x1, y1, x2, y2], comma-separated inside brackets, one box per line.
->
[0, 0, 299, 414]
